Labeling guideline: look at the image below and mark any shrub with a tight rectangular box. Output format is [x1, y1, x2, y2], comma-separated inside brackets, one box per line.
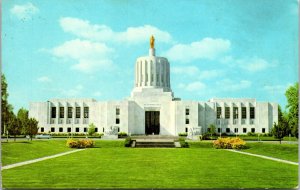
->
[247, 132, 256, 136]
[201, 133, 211, 140]
[66, 139, 95, 148]
[178, 132, 188, 137]
[118, 132, 128, 138]
[124, 137, 132, 147]
[178, 137, 189, 148]
[213, 137, 246, 149]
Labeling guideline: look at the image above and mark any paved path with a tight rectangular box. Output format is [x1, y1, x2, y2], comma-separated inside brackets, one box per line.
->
[226, 149, 298, 166]
[2, 149, 85, 170]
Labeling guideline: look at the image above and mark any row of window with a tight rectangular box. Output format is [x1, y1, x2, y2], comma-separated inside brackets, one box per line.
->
[51, 107, 89, 119]
[41, 127, 121, 133]
[207, 127, 265, 133]
[217, 107, 255, 119]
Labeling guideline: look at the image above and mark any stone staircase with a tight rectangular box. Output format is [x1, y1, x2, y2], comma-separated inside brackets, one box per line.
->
[133, 139, 175, 148]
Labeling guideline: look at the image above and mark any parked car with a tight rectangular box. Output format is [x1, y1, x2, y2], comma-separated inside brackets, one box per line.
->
[35, 134, 51, 139]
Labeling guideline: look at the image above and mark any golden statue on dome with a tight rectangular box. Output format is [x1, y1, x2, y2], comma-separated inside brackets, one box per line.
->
[150, 35, 155, 49]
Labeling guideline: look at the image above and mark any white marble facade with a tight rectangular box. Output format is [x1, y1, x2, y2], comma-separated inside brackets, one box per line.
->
[29, 42, 278, 136]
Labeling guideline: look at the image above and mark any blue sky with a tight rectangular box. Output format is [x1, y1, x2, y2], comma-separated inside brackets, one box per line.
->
[2, 0, 299, 112]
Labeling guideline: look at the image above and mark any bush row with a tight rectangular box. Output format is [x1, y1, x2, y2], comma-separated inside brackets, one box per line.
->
[118, 132, 128, 138]
[66, 139, 95, 148]
[178, 132, 188, 137]
[213, 137, 246, 149]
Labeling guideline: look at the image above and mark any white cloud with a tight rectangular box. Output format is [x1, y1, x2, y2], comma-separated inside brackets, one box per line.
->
[10, 2, 39, 20]
[221, 56, 274, 72]
[179, 81, 206, 92]
[237, 58, 271, 72]
[171, 66, 199, 76]
[59, 17, 172, 44]
[263, 83, 293, 94]
[52, 39, 114, 73]
[37, 76, 51, 83]
[61, 85, 83, 97]
[198, 70, 223, 80]
[172, 66, 223, 80]
[92, 91, 102, 97]
[164, 38, 231, 62]
[217, 79, 252, 91]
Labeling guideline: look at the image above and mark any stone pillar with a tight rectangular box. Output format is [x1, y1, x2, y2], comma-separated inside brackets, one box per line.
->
[230, 102, 233, 125]
[56, 102, 59, 125]
[64, 102, 68, 124]
[153, 59, 157, 86]
[246, 102, 250, 125]
[47, 101, 51, 124]
[238, 102, 242, 126]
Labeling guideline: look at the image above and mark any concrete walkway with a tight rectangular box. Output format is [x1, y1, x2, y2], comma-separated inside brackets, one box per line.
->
[2, 149, 85, 170]
[226, 149, 298, 166]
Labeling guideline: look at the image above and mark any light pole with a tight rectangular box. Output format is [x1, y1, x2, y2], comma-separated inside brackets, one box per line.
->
[219, 115, 222, 138]
[235, 109, 238, 138]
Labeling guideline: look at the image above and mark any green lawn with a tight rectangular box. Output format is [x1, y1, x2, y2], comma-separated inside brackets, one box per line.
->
[240, 142, 298, 162]
[2, 140, 298, 188]
[1, 140, 72, 166]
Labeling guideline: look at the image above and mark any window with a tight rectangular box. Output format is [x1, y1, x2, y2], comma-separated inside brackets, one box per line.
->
[233, 107, 238, 119]
[225, 107, 230, 119]
[95, 128, 98, 132]
[116, 108, 120, 115]
[59, 107, 64, 118]
[262, 128, 265, 133]
[84, 128, 87, 132]
[251, 128, 255, 133]
[226, 128, 230, 133]
[242, 107, 247, 119]
[59, 127, 63, 132]
[118, 128, 120, 132]
[51, 107, 56, 118]
[116, 118, 120, 124]
[76, 107, 80, 118]
[67, 128, 71, 133]
[161, 74, 164, 82]
[51, 127, 55, 132]
[185, 119, 189, 124]
[156, 74, 159, 82]
[185, 127, 188, 133]
[185, 108, 190, 115]
[250, 107, 255, 119]
[218, 128, 221, 133]
[83, 107, 89, 118]
[76, 128, 79, 132]
[243, 128, 247, 133]
[217, 107, 222, 118]
[68, 107, 72, 118]
[151, 74, 154, 82]
[41, 127, 44, 132]
[234, 128, 238, 133]
[103, 128, 105, 132]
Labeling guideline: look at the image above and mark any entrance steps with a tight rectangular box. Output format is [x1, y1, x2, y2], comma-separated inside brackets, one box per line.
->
[134, 140, 175, 148]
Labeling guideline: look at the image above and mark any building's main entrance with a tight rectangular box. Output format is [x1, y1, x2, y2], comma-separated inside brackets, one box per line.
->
[145, 111, 160, 135]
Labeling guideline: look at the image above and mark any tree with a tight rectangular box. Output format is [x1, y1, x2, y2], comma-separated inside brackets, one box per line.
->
[278, 105, 289, 136]
[7, 115, 22, 142]
[1, 74, 14, 134]
[17, 108, 29, 135]
[272, 122, 285, 144]
[208, 124, 216, 139]
[88, 123, 96, 136]
[285, 82, 298, 138]
[27, 118, 39, 141]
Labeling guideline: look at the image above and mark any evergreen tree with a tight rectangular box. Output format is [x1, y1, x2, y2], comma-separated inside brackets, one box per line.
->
[1, 74, 14, 134]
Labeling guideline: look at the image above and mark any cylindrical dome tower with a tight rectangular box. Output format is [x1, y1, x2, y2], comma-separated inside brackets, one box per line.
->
[133, 35, 172, 92]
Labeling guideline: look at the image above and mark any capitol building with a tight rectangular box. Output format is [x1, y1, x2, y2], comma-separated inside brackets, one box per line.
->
[29, 36, 278, 136]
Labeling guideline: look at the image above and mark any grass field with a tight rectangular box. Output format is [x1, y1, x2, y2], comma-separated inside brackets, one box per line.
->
[1, 140, 71, 166]
[2, 140, 298, 189]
